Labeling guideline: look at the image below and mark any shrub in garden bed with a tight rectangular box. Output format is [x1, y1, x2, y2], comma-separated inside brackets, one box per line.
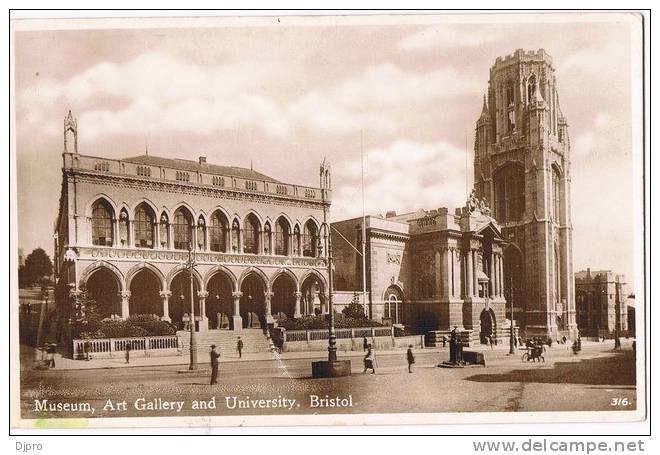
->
[77, 314, 176, 339]
[277, 313, 384, 331]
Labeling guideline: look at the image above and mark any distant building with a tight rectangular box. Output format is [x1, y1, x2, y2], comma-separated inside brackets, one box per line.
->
[472, 49, 577, 339]
[18, 248, 25, 267]
[575, 269, 628, 337]
[332, 203, 508, 344]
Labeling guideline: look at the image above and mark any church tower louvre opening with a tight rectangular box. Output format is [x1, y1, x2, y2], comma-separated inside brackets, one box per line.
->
[474, 49, 577, 339]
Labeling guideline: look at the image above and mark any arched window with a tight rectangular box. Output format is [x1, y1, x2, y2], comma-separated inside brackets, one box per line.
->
[552, 166, 561, 223]
[303, 221, 318, 257]
[243, 214, 260, 254]
[173, 207, 193, 250]
[275, 218, 290, 255]
[210, 211, 227, 252]
[91, 200, 114, 246]
[493, 165, 525, 223]
[527, 75, 537, 102]
[134, 204, 155, 248]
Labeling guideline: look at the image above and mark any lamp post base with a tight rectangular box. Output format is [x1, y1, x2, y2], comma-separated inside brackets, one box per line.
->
[311, 360, 351, 378]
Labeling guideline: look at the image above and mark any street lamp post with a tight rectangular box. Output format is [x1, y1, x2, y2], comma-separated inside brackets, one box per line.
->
[186, 241, 198, 370]
[509, 276, 515, 355]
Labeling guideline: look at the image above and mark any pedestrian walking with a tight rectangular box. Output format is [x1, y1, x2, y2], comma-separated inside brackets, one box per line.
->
[363, 344, 376, 374]
[363, 336, 369, 352]
[406, 345, 415, 373]
[236, 337, 243, 358]
[125, 342, 131, 364]
[210, 344, 221, 385]
[46, 343, 56, 368]
[83, 340, 90, 361]
[488, 335, 494, 350]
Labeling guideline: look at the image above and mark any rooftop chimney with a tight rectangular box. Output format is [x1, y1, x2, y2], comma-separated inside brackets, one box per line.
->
[198, 156, 207, 165]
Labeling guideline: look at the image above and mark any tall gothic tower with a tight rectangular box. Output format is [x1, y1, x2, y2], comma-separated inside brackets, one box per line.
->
[474, 49, 577, 339]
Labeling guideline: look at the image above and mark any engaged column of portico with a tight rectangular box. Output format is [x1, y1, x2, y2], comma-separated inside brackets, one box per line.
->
[119, 290, 131, 319]
[465, 249, 473, 299]
[498, 254, 504, 298]
[294, 291, 302, 318]
[231, 291, 243, 330]
[160, 291, 172, 322]
[490, 253, 496, 297]
[197, 291, 209, 331]
[472, 250, 478, 297]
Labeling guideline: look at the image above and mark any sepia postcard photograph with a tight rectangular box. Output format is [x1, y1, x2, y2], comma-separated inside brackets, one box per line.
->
[9, 10, 648, 431]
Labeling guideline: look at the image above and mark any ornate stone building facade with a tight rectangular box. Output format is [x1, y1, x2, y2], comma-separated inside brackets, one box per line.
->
[473, 49, 577, 339]
[575, 269, 629, 338]
[332, 198, 509, 343]
[54, 111, 331, 332]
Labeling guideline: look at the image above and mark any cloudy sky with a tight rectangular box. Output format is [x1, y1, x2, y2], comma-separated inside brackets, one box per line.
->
[13, 13, 641, 281]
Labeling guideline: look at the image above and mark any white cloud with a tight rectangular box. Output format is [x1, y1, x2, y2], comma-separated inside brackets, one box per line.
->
[331, 140, 469, 221]
[17, 51, 480, 140]
[398, 25, 500, 50]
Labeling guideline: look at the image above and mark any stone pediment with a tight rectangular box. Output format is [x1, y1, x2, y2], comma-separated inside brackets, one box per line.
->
[474, 220, 503, 239]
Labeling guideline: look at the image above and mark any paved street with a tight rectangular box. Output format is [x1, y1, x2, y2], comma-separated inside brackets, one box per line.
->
[20, 340, 637, 419]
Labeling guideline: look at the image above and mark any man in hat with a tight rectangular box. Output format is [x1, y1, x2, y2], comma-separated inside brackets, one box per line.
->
[210, 344, 221, 385]
[236, 337, 243, 358]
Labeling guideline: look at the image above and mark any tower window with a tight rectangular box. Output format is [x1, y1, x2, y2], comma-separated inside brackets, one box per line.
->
[493, 165, 525, 223]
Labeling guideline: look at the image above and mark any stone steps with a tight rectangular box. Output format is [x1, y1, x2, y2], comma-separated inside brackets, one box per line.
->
[177, 329, 272, 356]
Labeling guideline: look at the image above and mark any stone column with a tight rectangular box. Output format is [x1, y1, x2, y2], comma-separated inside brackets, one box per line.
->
[231, 291, 243, 331]
[490, 253, 496, 297]
[128, 220, 135, 248]
[153, 223, 159, 250]
[472, 250, 478, 297]
[465, 249, 473, 298]
[112, 218, 119, 247]
[204, 225, 210, 251]
[499, 254, 504, 298]
[264, 291, 274, 323]
[294, 291, 303, 318]
[119, 290, 131, 319]
[159, 291, 172, 322]
[197, 291, 209, 331]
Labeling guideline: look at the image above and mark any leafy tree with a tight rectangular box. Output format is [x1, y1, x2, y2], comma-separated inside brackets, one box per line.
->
[18, 265, 31, 288]
[341, 292, 367, 320]
[23, 248, 53, 285]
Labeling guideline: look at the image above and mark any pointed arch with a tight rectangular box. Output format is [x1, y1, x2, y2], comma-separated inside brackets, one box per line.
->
[79, 260, 125, 291]
[203, 265, 238, 292]
[270, 267, 300, 292]
[85, 194, 118, 219]
[125, 262, 166, 291]
[238, 266, 270, 291]
[89, 197, 116, 246]
[166, 264, 204, 291]
[299, 268, 328, 291]
[171, 201, 197, 220]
